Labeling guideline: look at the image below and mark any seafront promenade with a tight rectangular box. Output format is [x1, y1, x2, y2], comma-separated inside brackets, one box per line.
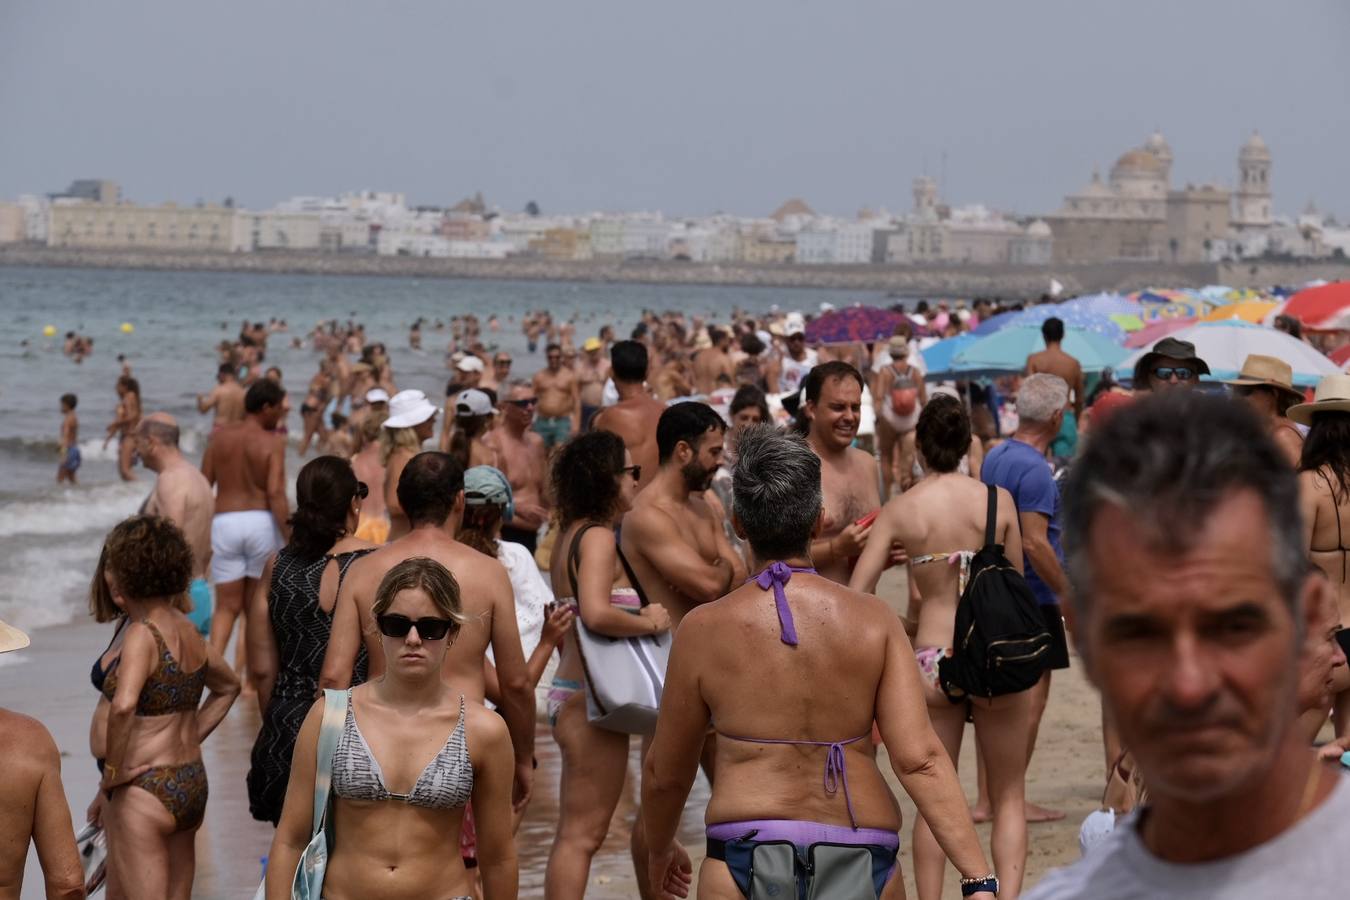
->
[5, 244, 1348, 300]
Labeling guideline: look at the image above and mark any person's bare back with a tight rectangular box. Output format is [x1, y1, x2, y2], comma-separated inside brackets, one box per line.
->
[199, 380, 246, 428]
[350, 443, 387, 522]
[144, 459, 215, 579]
[0, 709, 83, 900]
[592, 395, 665, 492]
[1026, 347, 1084, 416]
[202, 420, 283, 517]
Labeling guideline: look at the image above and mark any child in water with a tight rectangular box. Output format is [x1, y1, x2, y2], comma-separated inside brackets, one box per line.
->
[57, 393, 80, 484]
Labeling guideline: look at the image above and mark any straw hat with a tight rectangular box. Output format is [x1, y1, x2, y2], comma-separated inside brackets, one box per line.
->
[383, 389, 439, 429]
[1288, 374, 1350, 425]
[0, 616, 30, 654]
[1222, 354, 1304, 404]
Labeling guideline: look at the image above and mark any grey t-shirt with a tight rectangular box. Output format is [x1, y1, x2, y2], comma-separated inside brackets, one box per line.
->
[1025, 773, 1350, 900]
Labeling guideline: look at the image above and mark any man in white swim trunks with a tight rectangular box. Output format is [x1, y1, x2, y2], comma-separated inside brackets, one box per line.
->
[137, 412, 216, 636]
[1025, 391, 1350, 899]
[201, 378, 289, 685]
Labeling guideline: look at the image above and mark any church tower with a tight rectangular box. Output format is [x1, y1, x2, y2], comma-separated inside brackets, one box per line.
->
[912, 176, 938, 219]
[1233, 130, 1272, 234]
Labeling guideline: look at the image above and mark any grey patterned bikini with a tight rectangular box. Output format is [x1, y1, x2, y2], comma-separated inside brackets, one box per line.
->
[331, 691, 474, 809]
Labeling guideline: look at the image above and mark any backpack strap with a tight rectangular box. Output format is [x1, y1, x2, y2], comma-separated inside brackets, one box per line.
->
[565, 523, 602, 598]
[984, 484, 998, 548]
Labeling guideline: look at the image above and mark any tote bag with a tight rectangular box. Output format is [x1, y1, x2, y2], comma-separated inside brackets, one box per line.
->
[254, 688, 348, 900]
[567, 524, 670, 735]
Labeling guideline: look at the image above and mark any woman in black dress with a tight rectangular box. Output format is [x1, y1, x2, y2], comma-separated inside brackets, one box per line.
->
[245, 455, 377, 825]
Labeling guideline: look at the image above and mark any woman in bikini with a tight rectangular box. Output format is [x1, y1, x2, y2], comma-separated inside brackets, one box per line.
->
[104, 375, 142, 481]
[851, 395, 1032, 899]
[544, 430, 670, 898]
[1294, 374, 1350, 740]
[267, 556, 516, 899]
[874, 330, 928, 496]
[92, 516, 240, 899]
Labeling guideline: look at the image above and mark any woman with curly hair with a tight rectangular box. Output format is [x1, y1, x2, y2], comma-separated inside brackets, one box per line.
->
[245, 455, 377, 825]
[90, 515, 240, 899]
[544, 430, 670, 897]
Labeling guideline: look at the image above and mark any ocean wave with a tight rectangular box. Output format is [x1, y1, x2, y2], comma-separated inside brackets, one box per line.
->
[0, 542, 103, 632]
[0, 427, 206, 463]
[0, 482, 144, 539]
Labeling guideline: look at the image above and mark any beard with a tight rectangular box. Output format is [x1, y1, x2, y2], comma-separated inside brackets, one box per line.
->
[681, 458, 715, 492]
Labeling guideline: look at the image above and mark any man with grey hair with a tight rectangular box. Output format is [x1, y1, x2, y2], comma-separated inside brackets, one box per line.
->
[137, 412, 216, 635]
[979, 372, 1072, 822]
[1026, 391, 1349, 899]
[486, 378, 550, 553]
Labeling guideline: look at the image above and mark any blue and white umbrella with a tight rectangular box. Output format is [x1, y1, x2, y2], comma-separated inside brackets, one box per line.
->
[1119, 321, 1339, 387]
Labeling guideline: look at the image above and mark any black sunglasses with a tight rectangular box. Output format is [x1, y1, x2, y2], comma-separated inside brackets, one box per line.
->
[1153, 366, 1195, 382]
[508, 397, 538, 408]
[376, 614, 455, 641]
[622, 464, 642, 482]
[355, 481, 369, 500]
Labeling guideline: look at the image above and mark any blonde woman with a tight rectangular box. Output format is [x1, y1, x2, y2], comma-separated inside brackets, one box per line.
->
[379, 391, 438, 541]
[267, 557, 517, 899]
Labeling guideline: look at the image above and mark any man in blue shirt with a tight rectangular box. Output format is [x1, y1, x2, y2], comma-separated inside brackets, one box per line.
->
[981, 372, 1072, 821]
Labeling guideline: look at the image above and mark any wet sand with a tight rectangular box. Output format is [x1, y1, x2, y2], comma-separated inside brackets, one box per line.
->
[3, 567, 1096, 898]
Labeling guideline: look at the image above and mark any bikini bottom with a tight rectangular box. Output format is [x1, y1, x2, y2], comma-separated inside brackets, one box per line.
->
[706, 819, 899, 899]
[130, 760, 208, 832]
[547, 677, 582, 727]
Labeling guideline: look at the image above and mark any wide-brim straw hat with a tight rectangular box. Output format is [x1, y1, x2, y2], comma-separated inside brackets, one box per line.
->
[1288, 374, 1350, 425]
[383, 389, 439, 429]
[0, 616, 30, 654]
[1222, 354, 1305, 404]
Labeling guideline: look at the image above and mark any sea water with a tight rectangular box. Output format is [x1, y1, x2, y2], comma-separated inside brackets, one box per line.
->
[0, 265, 876, 632]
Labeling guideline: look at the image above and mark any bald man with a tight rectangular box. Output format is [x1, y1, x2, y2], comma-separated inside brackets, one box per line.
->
[137, 413, 217, 636]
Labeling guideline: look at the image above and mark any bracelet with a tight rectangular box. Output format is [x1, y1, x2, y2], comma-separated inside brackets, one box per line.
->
[960, 874, 999, 897]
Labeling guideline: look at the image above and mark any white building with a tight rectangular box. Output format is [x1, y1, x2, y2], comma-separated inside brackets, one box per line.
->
[244, 211, 322, 250]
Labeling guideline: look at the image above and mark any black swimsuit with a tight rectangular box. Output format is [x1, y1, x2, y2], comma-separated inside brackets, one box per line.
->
[1311, 473, 1350, 658]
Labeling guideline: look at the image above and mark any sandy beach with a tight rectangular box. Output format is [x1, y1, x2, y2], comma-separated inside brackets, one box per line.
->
[2, 568, 1096, 899]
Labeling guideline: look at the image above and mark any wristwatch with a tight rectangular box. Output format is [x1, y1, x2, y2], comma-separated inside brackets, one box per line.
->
[960, 874, 999, 897]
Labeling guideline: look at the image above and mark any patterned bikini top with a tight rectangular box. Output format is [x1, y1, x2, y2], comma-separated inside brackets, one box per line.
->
[331, 690, 473, 810]
[99, 619, 206, 716]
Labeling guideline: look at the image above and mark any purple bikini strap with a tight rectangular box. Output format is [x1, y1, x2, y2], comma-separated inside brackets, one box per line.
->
[751, 561, 816, 646]
[719, 731, 871, 829]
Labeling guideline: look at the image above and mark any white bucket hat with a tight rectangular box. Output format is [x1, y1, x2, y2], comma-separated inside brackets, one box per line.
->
[0, 616, 30, 654]
[383, 389, 438, 429]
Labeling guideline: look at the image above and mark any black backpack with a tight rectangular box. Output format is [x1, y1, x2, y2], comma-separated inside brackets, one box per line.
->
[938, 485, 1053, 700]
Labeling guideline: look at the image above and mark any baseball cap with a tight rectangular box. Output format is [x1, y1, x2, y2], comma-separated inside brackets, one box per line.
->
[455, 388, 495, 417]
[457, 356, 485, 374]
[365, 388, 390, 404]
[464, 465, 514, 523]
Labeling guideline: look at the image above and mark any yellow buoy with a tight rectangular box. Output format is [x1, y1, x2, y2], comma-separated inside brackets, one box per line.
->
[120, 322, 134, 334]
[42, 325, 57, 337]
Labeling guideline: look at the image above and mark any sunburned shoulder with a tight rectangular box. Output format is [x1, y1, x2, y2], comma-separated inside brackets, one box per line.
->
[463, 700, 509, 744]
[0, 709, 59, 760]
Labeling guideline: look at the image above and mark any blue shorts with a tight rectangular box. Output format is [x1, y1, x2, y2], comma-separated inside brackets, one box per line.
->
[533, 415, 573, 449]
[186, 578, 212, 637]
[60, 446, 81, 472]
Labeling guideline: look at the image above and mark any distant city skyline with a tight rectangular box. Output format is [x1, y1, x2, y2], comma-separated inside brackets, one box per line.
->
[2, 0, 1347, 219]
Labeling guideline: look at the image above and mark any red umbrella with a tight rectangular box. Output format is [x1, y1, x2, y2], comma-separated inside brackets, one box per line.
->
[1283, 282, 1350, 330]
[1329, 343, 1350, 368]
[1123, 316, 1197, 349]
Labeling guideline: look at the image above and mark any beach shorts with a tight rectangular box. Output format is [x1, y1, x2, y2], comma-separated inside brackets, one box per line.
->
[532, 415, 572, 449]
[581, 403, 601, 431]
[186, 578, 212, 637]
[60, 446, 81, 472]
[1042, 603, 1071, 670]
[1050, 409, 1078, 459]
[210, 510, 282, 583]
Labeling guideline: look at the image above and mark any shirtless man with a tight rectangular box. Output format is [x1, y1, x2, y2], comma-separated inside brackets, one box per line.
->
[532, 343, 579, 450]
[801, 362, 883, 584]
[197, 363, 247, 428]
[591, 340, 666, 492]
[487, 380, 550, 555]
[577, 337, 609, 430]
[692, 327, 736, 396]
[320, 452, 536, 808]
[138, 413, 217, 636]
[201, 379, 289, 680]
[1025, 317, 1084, 458]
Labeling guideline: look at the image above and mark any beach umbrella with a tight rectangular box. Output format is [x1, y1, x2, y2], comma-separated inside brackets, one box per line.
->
[920, 333, 978, 375]
[1200, 300, 1279, 324]
[1124, 316, 1198, 349]
[1119, 321, 1340, 387]
[1109, 313, 1145, 332]
[971, 295, 1137, 341]
[805, 306, 904, 344]
[940, 326, 1128, 377]
[1281, 282, 1350, 331]
[1134, 289, 1212, 321]
[971, 308, 1021, 336]
[1329, 343, 1350, 369]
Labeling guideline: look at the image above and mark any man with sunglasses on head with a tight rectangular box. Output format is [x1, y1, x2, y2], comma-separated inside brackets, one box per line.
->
[487, 379, 551, 554]
[1132, 337, 1210, 392]
[321, 451, 536, 813]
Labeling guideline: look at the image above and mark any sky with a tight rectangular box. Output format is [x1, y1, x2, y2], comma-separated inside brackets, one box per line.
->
[2, 0, 1347, 220]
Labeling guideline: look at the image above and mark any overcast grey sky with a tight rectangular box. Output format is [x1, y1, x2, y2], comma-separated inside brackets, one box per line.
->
[2, 0, 1346, 219]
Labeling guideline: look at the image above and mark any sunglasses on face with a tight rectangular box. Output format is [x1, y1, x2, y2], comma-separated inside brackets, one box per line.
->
[1153, 366, 1195, 382]
[355, 481, 369, 500]
[376, 614, 455, 641]
[494, 359, 512, 367]
[622, 464, 642, 481]
[508, 397, 538, 408]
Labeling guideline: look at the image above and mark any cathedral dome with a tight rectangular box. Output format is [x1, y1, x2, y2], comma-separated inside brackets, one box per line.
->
[1240, 130, 1271, 161]
[1026, 219, 1052, 238]
[1112, 149, 1164, 174]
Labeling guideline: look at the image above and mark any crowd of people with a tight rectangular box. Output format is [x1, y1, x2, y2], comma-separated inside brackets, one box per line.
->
[5, 295, 1350, 899]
